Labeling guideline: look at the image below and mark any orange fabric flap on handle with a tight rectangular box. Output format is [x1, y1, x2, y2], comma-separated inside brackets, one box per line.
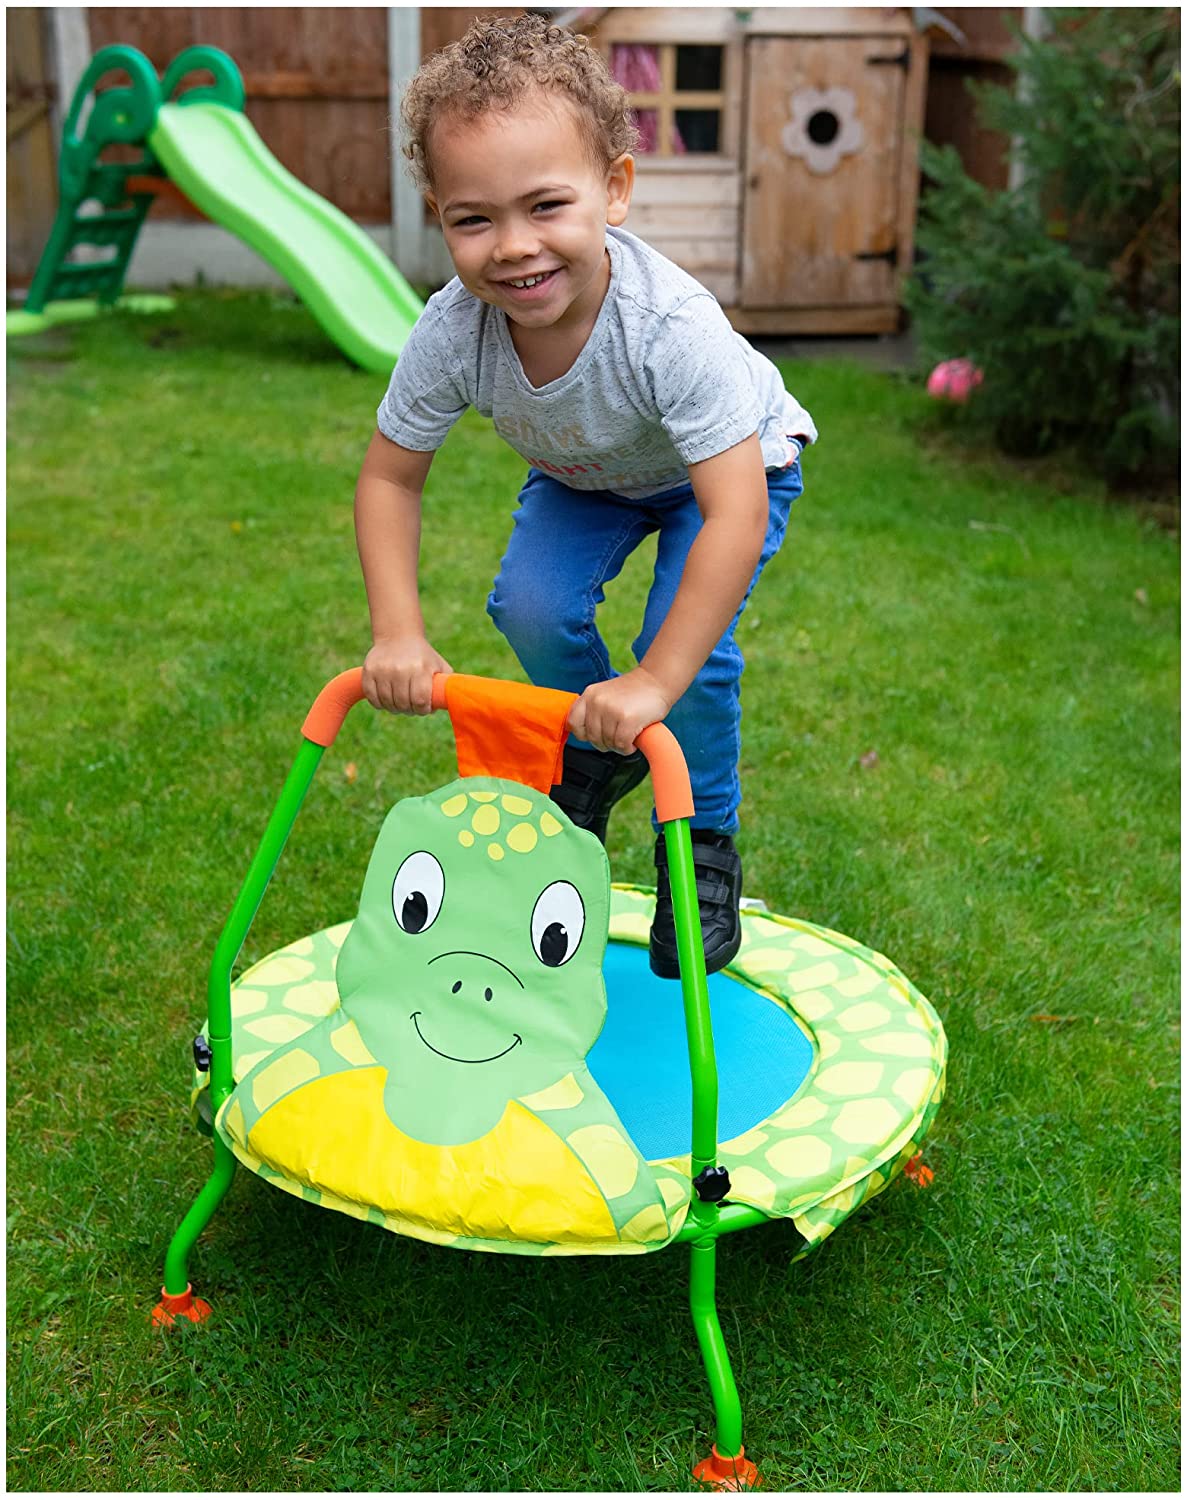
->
[444, 674, 576, 793]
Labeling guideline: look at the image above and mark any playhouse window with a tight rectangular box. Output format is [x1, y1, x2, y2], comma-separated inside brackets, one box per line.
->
[610, 43, 726, 156]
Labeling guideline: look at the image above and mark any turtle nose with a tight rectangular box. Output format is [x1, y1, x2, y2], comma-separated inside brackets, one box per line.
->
[450, 979, 495, 1001]
[428, 949, 523, 995]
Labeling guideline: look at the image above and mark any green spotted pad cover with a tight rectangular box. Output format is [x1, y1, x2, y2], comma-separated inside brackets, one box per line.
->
[193, 803, 945, 1259]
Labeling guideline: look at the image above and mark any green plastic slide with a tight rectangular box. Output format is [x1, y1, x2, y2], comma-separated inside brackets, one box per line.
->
[148, 101, 423, 374]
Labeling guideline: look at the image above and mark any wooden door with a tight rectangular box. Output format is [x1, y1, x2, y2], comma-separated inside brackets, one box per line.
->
[741, 35, 908, 310]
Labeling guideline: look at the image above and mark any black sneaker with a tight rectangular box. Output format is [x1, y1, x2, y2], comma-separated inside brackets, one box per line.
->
[548, 743, 650, 845]
[649, 830, 742, 979]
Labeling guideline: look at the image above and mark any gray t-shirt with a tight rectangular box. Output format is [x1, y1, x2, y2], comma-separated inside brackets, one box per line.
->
[376, 226, 817, 501]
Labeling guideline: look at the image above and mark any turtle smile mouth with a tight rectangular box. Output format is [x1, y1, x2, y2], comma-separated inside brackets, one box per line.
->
[410, 1012, 522, 1064]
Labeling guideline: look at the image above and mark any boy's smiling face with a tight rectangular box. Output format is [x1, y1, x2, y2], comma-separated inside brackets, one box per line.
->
[425, 92, 634, 336]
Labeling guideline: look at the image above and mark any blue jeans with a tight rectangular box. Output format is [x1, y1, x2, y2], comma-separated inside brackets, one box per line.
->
[486, 463, 803, 833]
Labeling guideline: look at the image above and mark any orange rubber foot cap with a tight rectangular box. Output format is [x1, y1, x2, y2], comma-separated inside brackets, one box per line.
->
[151, 1284, 212, 1328]
[693, 1446, 761, 1490]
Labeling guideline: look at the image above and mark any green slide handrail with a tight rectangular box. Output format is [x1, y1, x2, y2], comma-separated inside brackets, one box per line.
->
[58, 44, 161, 200]
[23, 45, 162, 315]
[160, 45, 246, 111]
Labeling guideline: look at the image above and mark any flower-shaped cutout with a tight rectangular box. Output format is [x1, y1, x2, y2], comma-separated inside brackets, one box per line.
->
[780, 86, 865, 176]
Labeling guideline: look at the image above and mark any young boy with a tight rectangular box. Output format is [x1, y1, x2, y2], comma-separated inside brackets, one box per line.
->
[355, 14, 816, 979]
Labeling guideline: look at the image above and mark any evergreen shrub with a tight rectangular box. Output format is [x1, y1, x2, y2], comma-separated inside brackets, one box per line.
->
[906, 8, 1180, 490]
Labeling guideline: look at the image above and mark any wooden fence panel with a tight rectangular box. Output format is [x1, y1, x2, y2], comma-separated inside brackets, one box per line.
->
[925, 6, 1023, 190]
[419, 8, 507, 62]
[86, 7, 391, 220]
[7, 7, 58, 285]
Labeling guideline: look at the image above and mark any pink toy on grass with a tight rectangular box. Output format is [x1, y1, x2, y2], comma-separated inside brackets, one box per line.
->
[927, 358, 984, 403]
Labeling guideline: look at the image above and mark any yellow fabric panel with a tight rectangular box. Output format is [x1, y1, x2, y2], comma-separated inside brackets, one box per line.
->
[246, 1068, 620, 1246]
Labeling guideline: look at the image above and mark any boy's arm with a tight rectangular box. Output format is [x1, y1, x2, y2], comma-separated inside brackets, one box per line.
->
[354, 429, 451, 714]
[568, 432, 769, 754]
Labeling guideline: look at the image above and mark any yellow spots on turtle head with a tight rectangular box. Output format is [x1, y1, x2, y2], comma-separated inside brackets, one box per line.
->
[445, 785, 561, 856]
[506, 822, 537, 854]
[472, 804, 501, 837]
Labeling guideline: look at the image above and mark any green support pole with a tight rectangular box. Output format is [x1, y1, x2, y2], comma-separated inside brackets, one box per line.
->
[662, 818, 750, 1463]
[160, 737, 326, 1296]
[689, 1239, 745, 1459]
[663, 819, 719, 1183]
[162, 1136, 237, 1296]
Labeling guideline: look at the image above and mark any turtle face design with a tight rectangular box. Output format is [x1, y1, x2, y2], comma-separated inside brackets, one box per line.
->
[334, 777, 611, 1145]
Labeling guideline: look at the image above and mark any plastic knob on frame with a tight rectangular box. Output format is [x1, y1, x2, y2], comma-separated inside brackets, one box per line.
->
[693, 1165, 731, 1203]
[192, 1034, 212, 1072]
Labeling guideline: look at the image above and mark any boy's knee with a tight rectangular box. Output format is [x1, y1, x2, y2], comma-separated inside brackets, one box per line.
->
[488, 584, 576, 657]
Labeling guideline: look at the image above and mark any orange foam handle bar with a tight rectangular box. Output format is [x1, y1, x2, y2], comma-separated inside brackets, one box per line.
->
[301, 668, 695, 822]
[431, 673, 694, 823]
[302, 667, 365, 746]
[635, 721, 695, 823]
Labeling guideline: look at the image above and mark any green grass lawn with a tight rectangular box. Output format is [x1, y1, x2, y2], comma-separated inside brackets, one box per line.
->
[7, 291, 1179, 1492]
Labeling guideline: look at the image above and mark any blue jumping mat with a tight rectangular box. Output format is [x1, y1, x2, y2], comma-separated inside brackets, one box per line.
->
[586, 940, 815, 1162]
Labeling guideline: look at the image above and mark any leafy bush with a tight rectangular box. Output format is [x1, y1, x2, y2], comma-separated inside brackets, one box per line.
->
[906, 8, 1180, 489]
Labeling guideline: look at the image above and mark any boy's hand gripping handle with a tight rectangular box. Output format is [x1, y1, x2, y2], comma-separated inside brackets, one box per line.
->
[300, 667, 694, 823]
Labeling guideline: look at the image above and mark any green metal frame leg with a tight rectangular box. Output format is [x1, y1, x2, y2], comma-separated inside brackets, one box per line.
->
[689, 1238, 744, 1458]
[162, 1134, 237, 1295]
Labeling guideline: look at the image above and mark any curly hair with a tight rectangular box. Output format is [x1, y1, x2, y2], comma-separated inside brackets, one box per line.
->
[401, 12, 640, 191]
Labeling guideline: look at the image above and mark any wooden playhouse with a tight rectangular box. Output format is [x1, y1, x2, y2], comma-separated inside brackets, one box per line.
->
[574, 6, 930, 334]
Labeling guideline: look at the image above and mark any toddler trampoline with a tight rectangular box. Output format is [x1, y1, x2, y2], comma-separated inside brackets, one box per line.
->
[156, 670, 946, 1488]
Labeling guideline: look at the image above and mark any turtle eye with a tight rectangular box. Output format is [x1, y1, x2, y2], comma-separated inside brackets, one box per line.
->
[392, 851, 445, 934]
[530, 881, 585, 967]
